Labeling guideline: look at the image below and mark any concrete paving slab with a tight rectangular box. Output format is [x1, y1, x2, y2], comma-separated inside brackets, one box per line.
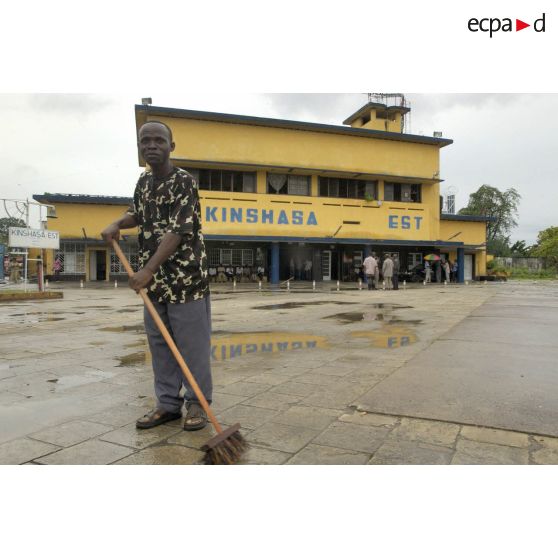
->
[247, 422, 320, 453]
[244, 391, 303, 411]
[0, 437, 61, 464]
[531, 436, 558, 464]
[338, 411, 399, 428]
[36, 439, 135, 465]
[166, 425, 218, 450]
[216, 381, 273, 397]
[273, 405, 343, 430]
[114, 445, 204, 465]
[239, 446, 292, 465]
[460, 426, 530, 448]
[369, 439, 454, 465]
[388, 418, 460, 447]
[287, 444, 370, 465]
[28, 420, 115, 447]
[215, 404, 280, 430]
[87, 405, 148, 427]
[99, 423, 179, 449]
[312, 422, 390, 454]
[451, 439, 529, 465]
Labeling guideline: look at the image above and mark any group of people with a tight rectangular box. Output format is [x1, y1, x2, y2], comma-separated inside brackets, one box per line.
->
[289, 257, 313, 280]
[208, 265, 266, 283]
[424, 259, 458, 283]
[362, 252, 400, 290]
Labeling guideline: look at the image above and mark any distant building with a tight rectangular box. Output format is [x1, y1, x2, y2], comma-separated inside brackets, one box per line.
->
[34, 101, 490, 283]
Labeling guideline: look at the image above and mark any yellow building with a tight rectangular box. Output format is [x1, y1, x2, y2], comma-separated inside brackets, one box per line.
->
[34, 100, 489, 283]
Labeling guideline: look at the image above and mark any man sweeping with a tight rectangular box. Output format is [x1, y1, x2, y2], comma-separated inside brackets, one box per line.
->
[101, 121, 212, 432]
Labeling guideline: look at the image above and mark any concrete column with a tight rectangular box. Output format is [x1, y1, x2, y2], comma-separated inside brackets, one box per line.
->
[271, 242, 280, 285]
[457, 247, 465, 283]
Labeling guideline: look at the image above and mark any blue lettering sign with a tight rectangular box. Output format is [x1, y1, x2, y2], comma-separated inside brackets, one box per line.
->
[414, 216, 422, 230]
[278, 210, 289, 225]
[292, 211, 303, 225]
[246, 208, 258, 223]
[221, 207, 227, 223]
[246, 343, 257, 353]
[262, 210, 274, 224]
[307, 212, 318, 226]
[277, 342, 289, 351]
[230, 344, 242, 358]
[401, 216, 410, 229]
[389, 215, 398, 228]
[206, 207, 217, 222]
[231, 208, 242, 223]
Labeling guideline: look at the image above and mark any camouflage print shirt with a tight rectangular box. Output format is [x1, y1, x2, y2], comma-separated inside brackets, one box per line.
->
[126, 167, 209, 304]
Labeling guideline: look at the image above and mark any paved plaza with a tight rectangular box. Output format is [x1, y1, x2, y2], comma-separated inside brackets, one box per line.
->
[1, 279, 557, 465]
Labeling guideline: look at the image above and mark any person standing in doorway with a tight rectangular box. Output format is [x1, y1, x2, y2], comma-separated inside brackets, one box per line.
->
[424, 260, 432, 283]
[373, 252, 380, 289]
[382, 254, 394, 290]
[363, 252, 378, 290]
[101, 121, 212, 432]
[53, 256, 62, 281]
[444, 260, 451, 283]
[392, 254, 400, 290]
[435, 259, 442, 283]
[451, 260, 458, 282]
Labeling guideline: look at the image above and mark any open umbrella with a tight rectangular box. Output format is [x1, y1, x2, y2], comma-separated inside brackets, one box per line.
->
[424, 254, 441, 261]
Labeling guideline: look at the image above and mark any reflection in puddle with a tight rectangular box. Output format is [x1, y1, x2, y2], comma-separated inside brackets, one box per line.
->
[116, 331, 329, 367]
[99, 324, 145, 333]
[253, 301, 358, 310]
[351, 325, 418, 349]
[324, 310, 419, 324]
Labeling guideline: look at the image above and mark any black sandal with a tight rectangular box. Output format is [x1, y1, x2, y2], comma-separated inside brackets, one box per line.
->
[136, 408, 182, 429]
[183, 401, 208, 431]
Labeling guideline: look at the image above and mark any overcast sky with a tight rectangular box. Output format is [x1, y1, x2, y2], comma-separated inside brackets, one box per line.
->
[0, 93, 555, 244]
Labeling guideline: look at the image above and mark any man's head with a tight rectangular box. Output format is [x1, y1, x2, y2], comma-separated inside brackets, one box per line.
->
[138, 121, 175, 167]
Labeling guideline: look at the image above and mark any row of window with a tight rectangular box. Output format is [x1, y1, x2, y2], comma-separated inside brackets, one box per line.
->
[54, 244, 139, 274]
[183, 167, 422, 203]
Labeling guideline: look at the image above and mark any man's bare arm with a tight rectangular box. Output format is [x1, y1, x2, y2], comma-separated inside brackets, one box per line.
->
[101, 212, 139, 243]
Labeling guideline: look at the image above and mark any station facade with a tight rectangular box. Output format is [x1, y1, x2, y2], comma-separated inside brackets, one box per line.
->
[34, 101, 489, 283]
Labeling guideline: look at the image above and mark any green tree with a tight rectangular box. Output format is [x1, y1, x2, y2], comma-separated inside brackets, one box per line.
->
[532, 226, 558, 268]
[0, 217, 26, 245]
[487, 235, 512, 257]
[510, 240, 533, 257]
[459, 185, 521, 242]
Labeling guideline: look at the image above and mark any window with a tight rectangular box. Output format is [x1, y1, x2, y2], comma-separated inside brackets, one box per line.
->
[384, 182, 421, 203]
[55, 243, 85, 274]
[183, 168, 256, 193]
[268, 173, 310, 196]
[209, 248, 253, 266]
[407, 253, 423, 270]
[319, 177, 377, 200]
[208, 248, 221, 266]
[110, 245, 139, 273]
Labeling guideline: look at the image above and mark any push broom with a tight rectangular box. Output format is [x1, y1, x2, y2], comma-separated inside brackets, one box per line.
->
[112, 239, 247, 465]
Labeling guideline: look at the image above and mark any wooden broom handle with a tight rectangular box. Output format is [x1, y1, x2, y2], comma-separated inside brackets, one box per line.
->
[112, 239, 222, 434]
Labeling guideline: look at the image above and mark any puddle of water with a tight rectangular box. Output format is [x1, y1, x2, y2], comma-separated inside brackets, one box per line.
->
[80, 305, 112, 309]
[116, 331, 329, 367]
[89, 341, 107, 346]
[351, 325, 418, 349]
[0, 314, 65, 325]
[99, 324, 145, 333]
[118, 351, 151, 367]
[117, 308, 141, 313]
[253, 301, 358, 310]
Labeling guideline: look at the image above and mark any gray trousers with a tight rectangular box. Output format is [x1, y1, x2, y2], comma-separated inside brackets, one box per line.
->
[144, 295, 212, 413]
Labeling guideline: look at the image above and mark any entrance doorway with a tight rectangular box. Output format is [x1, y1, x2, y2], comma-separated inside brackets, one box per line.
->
[321, 250, 332, 281]
[464, 254, 474, 281]
[89, 250, 107, 281]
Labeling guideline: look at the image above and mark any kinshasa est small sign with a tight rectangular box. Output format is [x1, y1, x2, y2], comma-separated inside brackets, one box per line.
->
[8, 227, 60, 249]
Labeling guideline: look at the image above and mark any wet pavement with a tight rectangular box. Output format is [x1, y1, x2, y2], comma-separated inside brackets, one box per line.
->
[1, 280, 558, 464]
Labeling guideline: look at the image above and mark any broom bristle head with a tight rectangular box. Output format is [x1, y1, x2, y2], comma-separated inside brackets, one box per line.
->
[204, 430, 248, 465]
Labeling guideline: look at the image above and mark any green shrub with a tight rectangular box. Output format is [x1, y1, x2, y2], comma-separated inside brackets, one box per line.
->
[509, 267, 557, 279]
